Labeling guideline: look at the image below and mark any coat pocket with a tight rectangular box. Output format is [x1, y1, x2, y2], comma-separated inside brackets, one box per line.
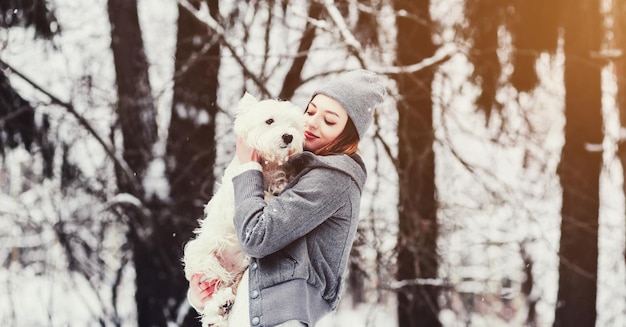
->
[279, 250, 299, 278]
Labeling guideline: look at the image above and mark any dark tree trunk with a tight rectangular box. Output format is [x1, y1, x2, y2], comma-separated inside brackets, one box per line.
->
[167, 1, 221, 325]
[0, 72, 36, 153]
[107, 1, 176, 326]
[393, 0, 440, 326]
[554, 1, 603, 326]
[278, 1, 322, 100]
[463, 0, 504, 119]
[107, 0, 157, 180]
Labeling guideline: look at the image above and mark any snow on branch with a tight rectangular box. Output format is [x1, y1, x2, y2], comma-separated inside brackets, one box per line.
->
[324, 0, 364, 53]
[178, 0, 223, 34]
[387, 277, 453, 289]
[106, 192, 152, 240]
[107, 193, 144, 209]
[378, 43, 458, 75]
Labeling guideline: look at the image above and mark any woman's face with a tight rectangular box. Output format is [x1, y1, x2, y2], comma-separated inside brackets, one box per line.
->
[304, 94, 349, 152]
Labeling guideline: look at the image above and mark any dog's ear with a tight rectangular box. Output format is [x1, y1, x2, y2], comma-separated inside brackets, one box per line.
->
[233, 92, 258, 138]
[237, 92, 258, 113]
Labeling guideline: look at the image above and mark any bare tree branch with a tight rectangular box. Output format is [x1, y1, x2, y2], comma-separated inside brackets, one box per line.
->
[178, 0, 273, 97]
[279, 2, 323, 99]
[179, 0, 456, 97]
[0, 104, 32, 127]
[0, 58, 141, 194]
[323, 0, 457, 75]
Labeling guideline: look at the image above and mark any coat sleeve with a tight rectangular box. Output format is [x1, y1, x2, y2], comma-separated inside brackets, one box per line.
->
[231, 167, 353, 258]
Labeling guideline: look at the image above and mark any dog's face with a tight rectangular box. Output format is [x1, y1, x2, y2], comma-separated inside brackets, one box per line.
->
[233, 93, 305, 163]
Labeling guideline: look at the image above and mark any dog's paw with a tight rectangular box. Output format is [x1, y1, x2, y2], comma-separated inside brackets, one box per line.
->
[219, 298, 234, 316]
[202, 317, 228, 327]
[203, 320, 228, 327]
[215, 287, 236, 315]
[201, 309, 229, 327]
[201, 288, 237, 327]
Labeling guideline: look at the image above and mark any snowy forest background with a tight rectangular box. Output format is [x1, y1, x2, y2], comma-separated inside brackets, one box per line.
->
[1, 0, 625, 326]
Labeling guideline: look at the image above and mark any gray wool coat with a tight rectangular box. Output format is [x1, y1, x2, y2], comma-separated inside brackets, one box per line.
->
[232, 151, 367, 327]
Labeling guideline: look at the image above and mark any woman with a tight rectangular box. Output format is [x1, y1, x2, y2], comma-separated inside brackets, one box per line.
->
[189, 69, 386, 327]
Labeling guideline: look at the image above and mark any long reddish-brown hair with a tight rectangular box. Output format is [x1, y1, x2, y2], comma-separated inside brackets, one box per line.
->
[312, 118, 360, 156]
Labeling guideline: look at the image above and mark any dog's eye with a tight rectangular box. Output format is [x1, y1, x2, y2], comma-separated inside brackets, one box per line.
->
[265, 118, 274, 125]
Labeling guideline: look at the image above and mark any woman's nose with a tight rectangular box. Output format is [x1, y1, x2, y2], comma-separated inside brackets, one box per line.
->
[305, 114, 318, 129]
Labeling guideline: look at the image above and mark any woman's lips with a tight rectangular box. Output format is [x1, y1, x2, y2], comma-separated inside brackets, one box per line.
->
[304, 131, 318, 140]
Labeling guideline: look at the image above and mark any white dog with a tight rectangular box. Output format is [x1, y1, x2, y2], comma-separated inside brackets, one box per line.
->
[183, 92, 305, 327]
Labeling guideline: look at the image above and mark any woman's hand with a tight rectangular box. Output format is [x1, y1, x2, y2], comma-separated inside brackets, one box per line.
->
[236, 137, 260, 164]
[188, 274, 218, 311]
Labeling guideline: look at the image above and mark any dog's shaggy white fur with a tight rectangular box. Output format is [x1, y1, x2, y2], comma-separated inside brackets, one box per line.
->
[183, 93, 305, 327]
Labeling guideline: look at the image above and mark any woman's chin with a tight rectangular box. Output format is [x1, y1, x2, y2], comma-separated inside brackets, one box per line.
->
[304, 143, 319, 152]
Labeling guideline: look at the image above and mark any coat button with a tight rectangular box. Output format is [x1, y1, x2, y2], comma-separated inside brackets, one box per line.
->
[251, 316, 260, 325]
[251, 290, 259, 298]
[251, 262, 258, 270]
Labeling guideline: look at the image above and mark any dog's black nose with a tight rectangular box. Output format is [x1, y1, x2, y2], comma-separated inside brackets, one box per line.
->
[282, 134, 293, 144]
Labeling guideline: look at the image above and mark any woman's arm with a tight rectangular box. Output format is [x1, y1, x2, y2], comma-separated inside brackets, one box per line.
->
[232, 167, 353, 258]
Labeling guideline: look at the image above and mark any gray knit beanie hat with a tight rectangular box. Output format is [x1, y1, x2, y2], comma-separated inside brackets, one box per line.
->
[310, 69, 386, 139]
